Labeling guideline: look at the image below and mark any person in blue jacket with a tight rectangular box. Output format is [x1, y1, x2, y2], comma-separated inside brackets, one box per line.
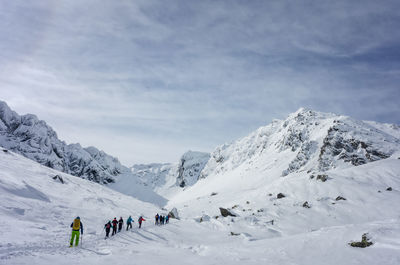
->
[126, 215, 133, 231]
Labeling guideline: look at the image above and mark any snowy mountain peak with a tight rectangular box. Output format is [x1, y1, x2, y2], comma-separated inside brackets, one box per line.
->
[199, 108, 400, 180]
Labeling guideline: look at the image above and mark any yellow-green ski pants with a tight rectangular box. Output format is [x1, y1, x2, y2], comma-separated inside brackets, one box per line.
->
[70, 230, 80, 246]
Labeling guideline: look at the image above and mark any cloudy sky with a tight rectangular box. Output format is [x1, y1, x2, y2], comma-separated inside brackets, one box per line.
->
[1, 0, 399, 165]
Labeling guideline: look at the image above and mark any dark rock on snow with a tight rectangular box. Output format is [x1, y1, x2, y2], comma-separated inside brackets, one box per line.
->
[168, 207, 180, 219]
[277, 193, 286, 199]
[349, 233, 373, 248]
[219, 207, 236, 217]
[52, 175, 64, 184]
[335, 196, 347, 201]
[316, 174, 328, 182]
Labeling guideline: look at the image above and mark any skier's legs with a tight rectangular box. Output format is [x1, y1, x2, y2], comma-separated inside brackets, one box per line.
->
[70, 231, 75, 246]
[70, 231, 79, 246]
[75, 232, 80, 246]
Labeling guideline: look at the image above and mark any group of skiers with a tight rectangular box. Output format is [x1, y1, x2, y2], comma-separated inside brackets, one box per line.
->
[103, 216, 146, 238]
[155, 213, 169, 225]
[70, 213, 170, 246]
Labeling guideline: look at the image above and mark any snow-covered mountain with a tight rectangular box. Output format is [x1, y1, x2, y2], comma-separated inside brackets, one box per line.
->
[199, 108, 400, 180]
[0, 100, 126, 184]
[163, 108, 400, 231]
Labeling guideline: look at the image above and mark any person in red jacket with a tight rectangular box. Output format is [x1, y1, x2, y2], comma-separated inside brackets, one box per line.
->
[112, 217, 118, 235]
[138, 216, 145, 228]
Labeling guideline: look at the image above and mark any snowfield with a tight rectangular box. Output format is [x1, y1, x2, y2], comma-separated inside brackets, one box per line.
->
[1, 148, 400, 264]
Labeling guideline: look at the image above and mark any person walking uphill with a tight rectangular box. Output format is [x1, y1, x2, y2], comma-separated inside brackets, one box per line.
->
[70, 216, 83, 247]
[118, 217, 124, 232]
[138, 216, 145, 228]
[126, 216, 133, 231]
[104, 221, 111, 238]
[112, 217, 118, 236]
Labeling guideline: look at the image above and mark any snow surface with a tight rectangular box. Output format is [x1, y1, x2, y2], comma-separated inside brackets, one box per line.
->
[1, 148, 400, 264]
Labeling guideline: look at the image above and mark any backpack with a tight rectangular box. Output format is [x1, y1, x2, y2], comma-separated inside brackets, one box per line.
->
[72, 218, 80, 230]
[105, 223, 111, 229]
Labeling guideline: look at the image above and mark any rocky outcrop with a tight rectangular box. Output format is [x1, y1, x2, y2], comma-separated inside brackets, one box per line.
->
[318, 119, 397, 171]
[349, 233, 373, 248]
[169, 207, 180, 219]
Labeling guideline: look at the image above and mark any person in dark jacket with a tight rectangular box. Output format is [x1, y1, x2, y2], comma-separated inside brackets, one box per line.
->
[165, 215, 169, 224]
[70, 216, 83, 247]
[118, 217, 124, 232]
[104, 221, 111, 238]
[112, 217, 118, 236]
[155, 214, 159, 225]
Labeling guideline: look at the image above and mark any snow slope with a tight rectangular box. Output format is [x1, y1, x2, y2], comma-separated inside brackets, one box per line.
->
[1, 148, 400, 265]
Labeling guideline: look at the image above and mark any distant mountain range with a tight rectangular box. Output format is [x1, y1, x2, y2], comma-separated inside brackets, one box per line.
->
[1, 100, 399, 202]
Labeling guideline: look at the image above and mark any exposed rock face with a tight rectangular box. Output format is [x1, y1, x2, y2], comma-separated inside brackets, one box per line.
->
[0, 101, 125, 184]
[318, 120, 394, 171]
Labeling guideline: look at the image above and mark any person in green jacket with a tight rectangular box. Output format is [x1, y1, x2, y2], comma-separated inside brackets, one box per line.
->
[70, 216, 83, 247]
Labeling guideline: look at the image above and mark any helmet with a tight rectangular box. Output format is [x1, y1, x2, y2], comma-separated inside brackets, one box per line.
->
[76, 216, 80, 219]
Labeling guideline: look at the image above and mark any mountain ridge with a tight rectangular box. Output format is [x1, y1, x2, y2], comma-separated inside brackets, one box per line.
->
[0, 100, 125, 184]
